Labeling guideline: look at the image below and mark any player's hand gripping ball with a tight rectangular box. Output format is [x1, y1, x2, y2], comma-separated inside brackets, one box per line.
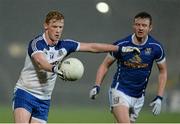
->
[59, 58, 84, 81]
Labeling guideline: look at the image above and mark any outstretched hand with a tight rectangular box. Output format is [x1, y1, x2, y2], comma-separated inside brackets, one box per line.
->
[121, 46, 140, 54]
[52, 65, 67, 81]
[57, 70, 67, 81]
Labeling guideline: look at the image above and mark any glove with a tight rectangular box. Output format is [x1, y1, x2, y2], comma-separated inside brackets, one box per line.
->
[89, 85, 100, 100]
[149, 96, 163, 115]
[52, 65, 67, 81]
[121, 46, 140, 54]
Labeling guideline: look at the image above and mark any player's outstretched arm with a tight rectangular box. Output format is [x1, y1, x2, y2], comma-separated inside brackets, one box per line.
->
[79, 42, 119, 53]
[90, 54, 115, 99]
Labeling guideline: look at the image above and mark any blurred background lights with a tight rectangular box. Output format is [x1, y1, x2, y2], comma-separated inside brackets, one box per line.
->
[96, 2, 109, 13]
[8, 42, 26, 58]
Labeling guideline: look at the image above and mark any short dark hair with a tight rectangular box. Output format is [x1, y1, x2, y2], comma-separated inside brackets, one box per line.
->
[134, 12, 152, 25]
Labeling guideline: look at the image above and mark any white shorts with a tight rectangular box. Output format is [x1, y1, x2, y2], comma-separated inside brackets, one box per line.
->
[109, 88, 144, 122]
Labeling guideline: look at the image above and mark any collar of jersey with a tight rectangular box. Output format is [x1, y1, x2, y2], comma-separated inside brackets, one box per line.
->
[131, 33, 148, 46]
[43, 33, 58, 47]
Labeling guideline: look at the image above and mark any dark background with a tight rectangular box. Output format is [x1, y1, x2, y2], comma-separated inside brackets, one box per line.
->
[0, 0, 180, 112]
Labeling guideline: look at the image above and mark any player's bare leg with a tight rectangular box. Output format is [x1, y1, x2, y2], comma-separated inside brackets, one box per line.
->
[14, 108, 31, 123]
[112, 105, 131, 123]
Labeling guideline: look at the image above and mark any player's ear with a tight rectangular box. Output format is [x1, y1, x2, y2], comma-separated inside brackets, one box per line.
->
[44, 23, 48, 30]
[149, 24, 153, 32]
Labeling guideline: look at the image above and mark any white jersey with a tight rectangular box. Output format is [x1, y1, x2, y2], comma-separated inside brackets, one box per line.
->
[15, 33, 80, 100]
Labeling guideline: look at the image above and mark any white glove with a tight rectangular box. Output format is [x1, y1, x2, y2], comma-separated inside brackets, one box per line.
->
[121, 46, 140, 54]
[149, 96, 163, 115]
[89, 85, 100, 100]
[52, 65, 66, 81]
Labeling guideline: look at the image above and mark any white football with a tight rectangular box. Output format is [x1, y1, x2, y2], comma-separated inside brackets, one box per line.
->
[59, 58, 84, 81]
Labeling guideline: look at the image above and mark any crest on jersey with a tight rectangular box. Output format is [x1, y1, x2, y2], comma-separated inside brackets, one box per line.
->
[50, 52, 54, 59]
[44, 49, 48, 55]
[58, 49, 64, 57]
[145, 48, 152, 55]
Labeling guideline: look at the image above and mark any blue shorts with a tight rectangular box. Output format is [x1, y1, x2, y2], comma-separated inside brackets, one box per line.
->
[12, 88, 50, 122]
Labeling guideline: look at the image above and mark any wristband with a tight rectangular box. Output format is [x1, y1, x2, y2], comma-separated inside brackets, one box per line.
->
[156, 95, 163, 100]
[93, 85, 100, 93]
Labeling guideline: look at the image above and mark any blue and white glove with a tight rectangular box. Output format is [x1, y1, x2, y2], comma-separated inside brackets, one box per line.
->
[149, 96, 163, 115]
[52, 65, 66, 81]
[89, 85, 100, 99]
[121, 46, 140, 54]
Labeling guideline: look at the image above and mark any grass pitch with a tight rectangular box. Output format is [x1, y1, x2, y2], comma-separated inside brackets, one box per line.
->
[1, 105, 180, 123]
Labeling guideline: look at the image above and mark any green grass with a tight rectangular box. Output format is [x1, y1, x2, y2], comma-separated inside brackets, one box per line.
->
[1, 105, 180, 123]
[48, 107, 115, 123]
[137, 111, 180, 123]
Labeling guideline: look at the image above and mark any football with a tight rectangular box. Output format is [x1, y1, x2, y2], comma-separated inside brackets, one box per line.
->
[59, 58, 84, 81]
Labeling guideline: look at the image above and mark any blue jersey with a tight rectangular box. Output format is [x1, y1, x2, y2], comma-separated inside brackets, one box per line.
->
[110, 34, 166, 98]
[16, 33, 80, 100]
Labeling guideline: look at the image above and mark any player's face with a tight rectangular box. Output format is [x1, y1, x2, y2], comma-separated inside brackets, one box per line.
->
[133, 18, 152, 39]
[44, 19, 64, 44]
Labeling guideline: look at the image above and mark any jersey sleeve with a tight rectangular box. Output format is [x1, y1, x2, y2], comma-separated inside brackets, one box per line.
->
[154, 43, 166, 64]
[28, 40, 45, 57]
[61, 39, 80, 53]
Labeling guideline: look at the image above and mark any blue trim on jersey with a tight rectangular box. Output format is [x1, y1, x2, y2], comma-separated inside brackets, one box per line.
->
[28, 34, 47, 57]
[110, 34, 166, 98]
[28, 34, 79, 58]
[149, 42, 165, 62]
[56, 39, 79, 55]
[13, 88, 50, 121]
